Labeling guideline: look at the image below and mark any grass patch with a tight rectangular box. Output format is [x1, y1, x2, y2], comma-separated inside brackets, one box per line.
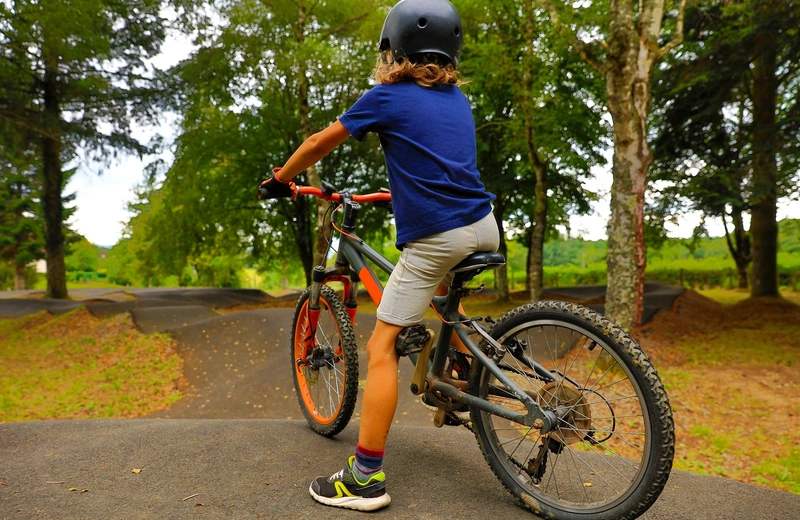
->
[0, 309, 183, 422]
[751, 449, 800, 494]
[699, 288, 800, 306]
[678, 323, 800, 367]
[648, 289, 800, 495]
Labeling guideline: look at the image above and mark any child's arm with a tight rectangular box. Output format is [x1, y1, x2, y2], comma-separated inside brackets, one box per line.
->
[275, 120, 351, 182]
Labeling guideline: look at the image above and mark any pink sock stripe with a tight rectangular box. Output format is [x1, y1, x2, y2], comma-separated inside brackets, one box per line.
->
[356, 444, 385, 459]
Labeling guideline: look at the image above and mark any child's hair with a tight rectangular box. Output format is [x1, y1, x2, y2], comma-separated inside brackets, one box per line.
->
[374, 52, 465, 88]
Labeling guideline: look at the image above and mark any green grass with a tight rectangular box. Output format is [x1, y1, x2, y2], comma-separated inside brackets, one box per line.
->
[699, 287, 800, 306]
[0, 309, 183, 422]
[31, 279, 129, 290]
[752, 449, 800, 495]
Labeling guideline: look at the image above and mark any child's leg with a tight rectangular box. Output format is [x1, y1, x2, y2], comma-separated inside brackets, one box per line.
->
[357, 319, 403, 450]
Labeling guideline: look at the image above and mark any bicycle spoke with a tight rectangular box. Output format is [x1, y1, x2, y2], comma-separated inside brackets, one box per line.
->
[471, 303, 672, 518]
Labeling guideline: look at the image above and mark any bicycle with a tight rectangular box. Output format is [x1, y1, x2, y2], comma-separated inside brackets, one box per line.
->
[267, 181, 675, 520]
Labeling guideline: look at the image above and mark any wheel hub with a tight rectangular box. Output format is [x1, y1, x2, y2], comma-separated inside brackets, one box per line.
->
[537, 382, 592, 445]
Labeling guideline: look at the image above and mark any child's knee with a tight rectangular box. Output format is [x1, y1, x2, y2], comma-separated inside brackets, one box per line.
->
[366, 336, 399, 367]
[365, 322, 403, 366]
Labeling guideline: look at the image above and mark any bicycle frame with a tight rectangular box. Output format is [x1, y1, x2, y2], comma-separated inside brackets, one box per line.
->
[303, 192, 559, 432]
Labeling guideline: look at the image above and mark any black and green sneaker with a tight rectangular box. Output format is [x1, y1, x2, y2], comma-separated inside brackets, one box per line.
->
[309, 456, 391, 511]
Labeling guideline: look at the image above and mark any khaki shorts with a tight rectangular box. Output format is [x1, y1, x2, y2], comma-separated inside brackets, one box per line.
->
[376, 211, 499, 327]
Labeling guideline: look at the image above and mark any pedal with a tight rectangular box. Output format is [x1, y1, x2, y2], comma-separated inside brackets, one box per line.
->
[395, 324, 430, 357]
[409, 330, 435, 395]
[433, 408, 447, 428]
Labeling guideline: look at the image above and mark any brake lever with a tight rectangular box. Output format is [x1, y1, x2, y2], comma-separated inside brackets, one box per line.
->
[374, 187, 393, 214]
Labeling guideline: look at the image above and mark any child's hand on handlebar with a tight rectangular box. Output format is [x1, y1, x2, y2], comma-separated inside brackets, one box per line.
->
[258, 168, 296, 200]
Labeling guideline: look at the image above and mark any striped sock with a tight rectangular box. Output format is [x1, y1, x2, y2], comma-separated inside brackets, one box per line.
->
[351, 444, 384, 483]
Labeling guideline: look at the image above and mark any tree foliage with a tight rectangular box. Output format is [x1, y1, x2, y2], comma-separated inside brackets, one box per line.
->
[133, 0, 394, 285]
[65, 237, 100, 273]
[651, 0, 800, 295]
[457, 0, 605, 300]
[0, 120, 43, 289]
[0, 0, 196, 298]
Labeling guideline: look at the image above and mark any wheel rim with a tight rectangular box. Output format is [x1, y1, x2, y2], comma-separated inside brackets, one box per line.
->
[294, 298, 347, 425]
[477, 319, 653, 514]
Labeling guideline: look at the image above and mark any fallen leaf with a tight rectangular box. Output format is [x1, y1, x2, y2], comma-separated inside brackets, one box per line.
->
[81, 489, 89, 493]
[132, 468, 142, 474]
[68, 488, 79, 492]
[583, 482, 593, 488]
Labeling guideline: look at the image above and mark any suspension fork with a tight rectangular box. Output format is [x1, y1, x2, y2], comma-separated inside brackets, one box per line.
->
[304, 265, 359, 361]
[303, 267, 326, 361]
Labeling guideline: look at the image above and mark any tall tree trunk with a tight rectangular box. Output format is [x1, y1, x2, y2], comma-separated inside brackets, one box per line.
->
[750, 29, 779, 298]
[14, 264, 26, 290]
[528, 161, 547, 301]
[722, 210, 751, 289]
[41, 49, 68, 299]
[296, 1, 332, 270]
[536, 0, 686, 331]
[525, 234, 533, 292]
[492, 205, 510, 303]
[522, 0, 547, 301]
[604, 4, 649, 331]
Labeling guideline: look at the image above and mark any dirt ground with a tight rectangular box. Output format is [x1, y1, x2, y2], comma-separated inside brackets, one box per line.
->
[635, 291, 800, 491]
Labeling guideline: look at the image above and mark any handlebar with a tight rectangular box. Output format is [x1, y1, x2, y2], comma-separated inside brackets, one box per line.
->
[258, 183, 392, 205]
[295, 186, 392, 204]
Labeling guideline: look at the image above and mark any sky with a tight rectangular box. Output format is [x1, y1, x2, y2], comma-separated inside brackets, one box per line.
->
[65, 31, 188, 248]
[64, 31, 800, 248]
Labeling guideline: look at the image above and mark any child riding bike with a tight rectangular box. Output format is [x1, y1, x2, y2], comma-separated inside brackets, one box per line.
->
[258, 0, 498, 511]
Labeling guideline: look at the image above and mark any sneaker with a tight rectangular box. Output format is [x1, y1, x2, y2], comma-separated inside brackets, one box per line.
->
[309, 456, 391, 512]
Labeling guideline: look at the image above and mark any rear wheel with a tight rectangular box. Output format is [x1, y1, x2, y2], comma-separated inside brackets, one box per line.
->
[291, 285, 358, 437]
[469, 301, 674, 520]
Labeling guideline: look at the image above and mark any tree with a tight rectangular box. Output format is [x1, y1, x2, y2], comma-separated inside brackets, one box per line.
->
[140, 0, 392, 286]
[533, 0, 688, 330]
[0, 0, 193, 298]
[650, 82, 754, 287]
[459, 0, 604, 301]
[65, 237, 100, 273]
[651, 0, 800, 295]
[0, 123, 43, 289]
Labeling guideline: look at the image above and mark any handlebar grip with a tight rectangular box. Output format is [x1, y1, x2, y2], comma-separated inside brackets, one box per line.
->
[258, 187, 270, 200]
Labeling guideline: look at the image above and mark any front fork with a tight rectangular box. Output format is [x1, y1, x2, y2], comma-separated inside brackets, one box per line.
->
[302, 265, 359, 367]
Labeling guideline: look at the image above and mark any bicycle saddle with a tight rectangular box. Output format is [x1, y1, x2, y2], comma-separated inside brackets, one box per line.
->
[451, 251, 506, 272]
[451, 251, 506, 286]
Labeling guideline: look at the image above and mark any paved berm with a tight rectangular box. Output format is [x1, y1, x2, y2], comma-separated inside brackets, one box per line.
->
[1, 287, 798, 519]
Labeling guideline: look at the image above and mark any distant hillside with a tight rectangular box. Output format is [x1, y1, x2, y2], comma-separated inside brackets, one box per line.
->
[540, 218, 800, 269]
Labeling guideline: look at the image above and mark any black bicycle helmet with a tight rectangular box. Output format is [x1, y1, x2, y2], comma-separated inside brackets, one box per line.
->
[379, 0, 463, 68]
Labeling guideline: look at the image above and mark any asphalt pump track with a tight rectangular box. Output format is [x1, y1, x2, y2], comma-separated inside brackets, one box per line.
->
[1, 287, 798, 519]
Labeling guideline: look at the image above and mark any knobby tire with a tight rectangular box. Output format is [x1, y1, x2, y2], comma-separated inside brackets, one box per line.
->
[468, 301, 674, 520]
[291, 285, 359, 437]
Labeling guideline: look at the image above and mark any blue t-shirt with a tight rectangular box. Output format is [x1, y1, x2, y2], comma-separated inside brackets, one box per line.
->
[339, 82, 495, 246]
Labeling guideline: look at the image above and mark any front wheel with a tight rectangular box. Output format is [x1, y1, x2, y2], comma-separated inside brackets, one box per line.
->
[469, 301, 674, 520]
[291, 284, 359, 437]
